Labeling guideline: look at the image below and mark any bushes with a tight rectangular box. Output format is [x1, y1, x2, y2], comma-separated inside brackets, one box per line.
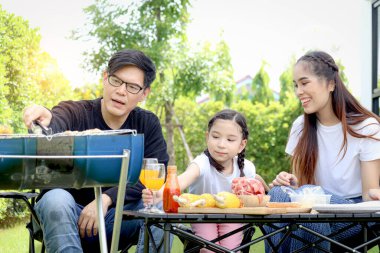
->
[232, 100, 301, 181]
[0, 192, 30, 228]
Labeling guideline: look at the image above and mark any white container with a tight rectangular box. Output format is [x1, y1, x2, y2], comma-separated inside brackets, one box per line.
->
[290, 194, 331, 206]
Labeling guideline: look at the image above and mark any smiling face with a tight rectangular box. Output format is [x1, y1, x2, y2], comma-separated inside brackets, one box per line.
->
[101, 65, 149, 129]
[293, 62, 335, 118]
[206, 119, 247, 168]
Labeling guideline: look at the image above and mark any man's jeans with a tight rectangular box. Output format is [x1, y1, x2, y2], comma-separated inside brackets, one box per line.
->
[34, 189, 170, 253]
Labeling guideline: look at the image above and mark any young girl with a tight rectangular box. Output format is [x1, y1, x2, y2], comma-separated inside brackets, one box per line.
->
[143, 109, 261, 252]
[268, 50, 380, 252]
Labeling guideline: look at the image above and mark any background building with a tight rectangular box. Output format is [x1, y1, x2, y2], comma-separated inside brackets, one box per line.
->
[196, 75, 280, 104]
[372, 0, 380, 115]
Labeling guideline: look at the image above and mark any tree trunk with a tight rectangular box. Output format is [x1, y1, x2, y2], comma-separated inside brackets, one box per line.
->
[164, 101, 175, 165]
[174, 116, 193, 161]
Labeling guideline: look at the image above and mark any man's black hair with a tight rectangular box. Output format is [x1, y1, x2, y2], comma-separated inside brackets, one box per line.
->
[107, 49, 156, 88]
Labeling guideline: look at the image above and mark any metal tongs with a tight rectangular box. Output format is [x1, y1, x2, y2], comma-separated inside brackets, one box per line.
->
[28, 120, 53, 137]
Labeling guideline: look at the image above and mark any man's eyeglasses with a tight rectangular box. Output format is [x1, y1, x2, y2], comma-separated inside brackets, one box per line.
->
[107, 75, 144, 94]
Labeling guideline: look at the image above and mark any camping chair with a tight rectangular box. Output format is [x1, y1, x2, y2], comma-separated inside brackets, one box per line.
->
[0, 191, 44, 253]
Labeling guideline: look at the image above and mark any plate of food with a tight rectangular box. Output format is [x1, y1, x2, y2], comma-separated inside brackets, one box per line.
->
[313, 201, 380, 213]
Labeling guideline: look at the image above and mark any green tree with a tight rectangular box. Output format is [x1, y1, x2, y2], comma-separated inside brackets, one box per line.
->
[336, 60, 349, 87]
[251, 61, 274, 105]
[0, 6, 41, 132]
[73, 81, 102, 101]
[0, 6, 74, 132]
[0, 77, 12, 128]
[173, 98, 225, 171]
[30, 52, 76, 109]
[232, 99, 300, 181]
[279, 57, 297, 104]
[74, 0, 235, 164]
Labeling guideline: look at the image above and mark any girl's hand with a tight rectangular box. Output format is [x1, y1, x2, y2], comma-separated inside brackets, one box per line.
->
[142, 188, 163, 206]
[269, 171, 298, 188]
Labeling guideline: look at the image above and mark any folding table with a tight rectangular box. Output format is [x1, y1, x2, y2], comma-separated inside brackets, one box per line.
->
[123, 210, 380, 253]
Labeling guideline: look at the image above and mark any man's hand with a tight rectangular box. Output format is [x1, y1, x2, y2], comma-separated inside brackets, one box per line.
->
[23, 105, 52, 129]
[142, 188, 163, 206]
[141, 188, 153, 206]
[78, 194, 112, 238]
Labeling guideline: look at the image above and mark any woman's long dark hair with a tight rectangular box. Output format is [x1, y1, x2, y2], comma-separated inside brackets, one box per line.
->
[293, 51, 380, 185]
[204, 109, 249, 177]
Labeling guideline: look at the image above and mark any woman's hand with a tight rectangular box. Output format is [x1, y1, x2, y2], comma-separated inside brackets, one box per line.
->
[361, 160, 380, 201]
[369, 189, 380, 200]
[142, 188, 163, 206]
[269, 171, 298, 188]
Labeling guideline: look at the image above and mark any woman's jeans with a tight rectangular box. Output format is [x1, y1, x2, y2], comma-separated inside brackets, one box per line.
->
[34, 189, 170, 253]
[264, 185, 365, 253]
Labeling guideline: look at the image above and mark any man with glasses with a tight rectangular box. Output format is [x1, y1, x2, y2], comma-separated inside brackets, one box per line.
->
[23, 49, 169, 253]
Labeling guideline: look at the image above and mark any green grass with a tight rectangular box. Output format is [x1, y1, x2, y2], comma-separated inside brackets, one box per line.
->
[0, 222, 42, 253]
[1, 223, 378, 253]
[0, 223, 261, 253]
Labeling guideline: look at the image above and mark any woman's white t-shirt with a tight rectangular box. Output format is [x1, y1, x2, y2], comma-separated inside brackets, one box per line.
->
[286, 115, 380, 198]
[188, 153, 256, 195]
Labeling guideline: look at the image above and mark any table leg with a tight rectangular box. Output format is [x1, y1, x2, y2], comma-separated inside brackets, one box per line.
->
[110, 149, 130, 253]
[144, 221, 149, 253]
[94, 187, 108, 253]
[363, 225, 368, 253]
[164, 223, 171, 253]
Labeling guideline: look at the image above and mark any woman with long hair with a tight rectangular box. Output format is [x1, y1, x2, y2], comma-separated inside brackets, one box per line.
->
[267, 50, 380, 252]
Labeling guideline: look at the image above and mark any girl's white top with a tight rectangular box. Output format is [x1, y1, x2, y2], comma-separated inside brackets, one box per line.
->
[286, 115, 380, 198]
[188, 152, 256, 195]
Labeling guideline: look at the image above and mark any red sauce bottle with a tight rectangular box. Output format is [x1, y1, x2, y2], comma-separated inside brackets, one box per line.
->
[163, 165, 181, 213]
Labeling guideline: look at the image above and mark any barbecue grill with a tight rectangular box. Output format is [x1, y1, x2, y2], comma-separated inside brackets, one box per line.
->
[0, 129, 144, 253]
[0, 129, 144, 189]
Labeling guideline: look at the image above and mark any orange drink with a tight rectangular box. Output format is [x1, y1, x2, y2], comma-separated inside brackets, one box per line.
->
[140, 169, 159, 186]
[139, 162, 165, 213]
[144, 178, 165, 190]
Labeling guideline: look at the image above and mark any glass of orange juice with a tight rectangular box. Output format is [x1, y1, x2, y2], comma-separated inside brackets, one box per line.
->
[139, 158, 158, 186]
[140, 163, 165, 213]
